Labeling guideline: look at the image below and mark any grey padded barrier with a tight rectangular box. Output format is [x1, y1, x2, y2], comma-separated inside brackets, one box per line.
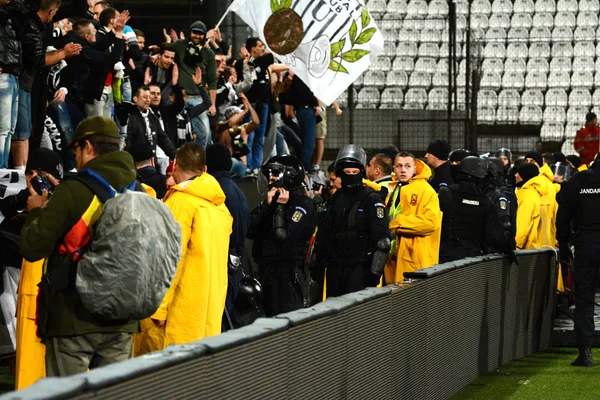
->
[3, 250, 557, 400]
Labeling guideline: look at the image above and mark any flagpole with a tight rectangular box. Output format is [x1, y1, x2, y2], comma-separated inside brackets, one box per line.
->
[215, 0, 239, 29]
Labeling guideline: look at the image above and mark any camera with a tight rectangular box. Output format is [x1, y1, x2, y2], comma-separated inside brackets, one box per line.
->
[312, 182, 330, 195]
[31, 175, 54, 196]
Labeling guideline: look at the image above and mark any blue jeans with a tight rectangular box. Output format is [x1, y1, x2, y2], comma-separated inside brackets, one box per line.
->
[230, 158, 246, 177]
[296, 107, 317, 170]
[186, 97, 211, 147]
[246, 103, 268, 171]
[14, 88, 32, 141]
[48, 98, 83, 171]
[0, 74, 19, 168]
[122, 79, 132, 103]
[276, 130, 288, 156]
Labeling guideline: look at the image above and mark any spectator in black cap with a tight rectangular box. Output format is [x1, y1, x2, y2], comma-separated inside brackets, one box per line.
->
[554, 152, 567, 164]
[425, 139, 453, 192]
[0, 149, 63, 221]
[566, 154, 587, 172]
[206, 143, 250, 330]
[524, 151, 544, 168]
[129, 143, 167, 199]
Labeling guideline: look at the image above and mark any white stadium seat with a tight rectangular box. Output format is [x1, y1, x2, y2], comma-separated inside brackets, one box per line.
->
[506, 43, 527, 58]
[455, 0, 469, 14]
[403, 19, 425, 30]
[533, 12, 555, 28]
[420, 29, 442, 43]
[498, 89, 521, 107]
[545, 88, 568, 107]
[529, 43, 551, 58]
[579, 0, 600, 12]
[428, 0, 449, 16]
[380, 88, 404, 107]
[396, 42, 418, 57]
[367, 0, 388, 14]
[571, 71, 593, 88]
[419, 43, 440, 58]
[552, 42, 574, 58]
[382, 40, 396, 57]
[592, 90, 600, 107]
[363, 71, 386, 88]
[478, 105, 496, 124]
[406, 0, 428, 18]
[514, 0, 535, 13]
[511, 13, 533, 28]
[386, 71, 409, 88]
[481, 71, 503, 90]
[456, 15, 467, 29]
[492, 0, 513, 13]
[439, 43, 462, 57]
[527, 58, 550, 74]
[409, 71, 432, 88]
[436, 59, 448, 73]
[472, 14, 490, 29]
[504, 58, 527, 75]
[428, 88, 448, 108]
[525, 72, 548, 90]
[574, 42, 595, 57]
[541, 123, 565, 140]
[548, 71, 571, 89]
[519, 105, 543, 125]
[502, 72, 525, 91]
[387, 0, 408, 14]
[556, 0, 578, 13]
[567, 107, 589, 123]
[496, 106, 520, 124]
[484, 42, 507, 59]
[404, 88, 428, 109]
[482, 58, 505, 74]
[489, 14, 511, 29]
[372, 56, 392, 71]
[530, 27, 552, 42]
[572, 56, 595, 73]
[536, 0, 557, 12]
[472, 0, 492, 14]
[478, 89, 499, 107]
[433, 71, 449, 87]
[508, 27, 529, 42]
[398, 28, 420, 43]
[521, 89, 545, 107]
[574, 26, 595, 41]
[357, 88, 380, 108]
[554, 11, 577, 28]
[577, 11, 599, 27]
[415, 58, 438, 74]
[552, 26, 573, 42]
[569, 89, 592, 107]
[543, 106, 567, 123]
[392, 57, 415, 72]
[550, 57, 572, 73]
[486, 27, 507, 42]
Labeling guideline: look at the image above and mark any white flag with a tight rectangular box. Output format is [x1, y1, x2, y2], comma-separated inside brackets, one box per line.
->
[230, 0, 384, 105]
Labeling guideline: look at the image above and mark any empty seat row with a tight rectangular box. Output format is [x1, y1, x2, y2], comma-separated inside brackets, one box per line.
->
[477, 105, 590, 124]
[480, 70, 597, 90]
[478, 88, 596, 107]
[484, 41, 600, 59]
[469, 12, 600, 30]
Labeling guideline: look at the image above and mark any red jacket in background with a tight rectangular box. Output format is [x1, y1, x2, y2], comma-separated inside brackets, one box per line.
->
[574, 125, 600, 166]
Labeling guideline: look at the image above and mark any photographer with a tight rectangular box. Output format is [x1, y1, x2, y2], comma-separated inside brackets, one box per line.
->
[0, 149, 63, 222]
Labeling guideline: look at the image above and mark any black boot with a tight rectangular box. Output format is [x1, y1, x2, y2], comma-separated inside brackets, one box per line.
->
[571, 347, 594, 367]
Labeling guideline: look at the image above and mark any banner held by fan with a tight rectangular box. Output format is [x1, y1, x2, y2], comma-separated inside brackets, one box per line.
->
[228, 0, 384, 105]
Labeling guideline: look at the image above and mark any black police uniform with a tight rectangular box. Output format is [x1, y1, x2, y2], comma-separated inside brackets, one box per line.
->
[481, 177, 517, 244]
[430, 162, 454, 192]
[557, 161, 600, 366]
[247, 189, 316, 317]
[439, 180, 508, 263]
[315, 186, 392, 297]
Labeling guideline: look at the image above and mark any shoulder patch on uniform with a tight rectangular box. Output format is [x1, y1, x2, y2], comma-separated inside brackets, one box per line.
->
[292, 209, 305, 223]
[499, 198, 508, 210]
[374, 203, 386, 208]
[295, 206, 307, 214]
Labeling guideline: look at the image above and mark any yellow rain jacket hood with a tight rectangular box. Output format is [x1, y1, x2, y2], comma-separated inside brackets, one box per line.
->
[135, 173, 232, 355]
[385, 159, 442, 283]
[515, 175, 548, 250]
[538, 163, 560, 248]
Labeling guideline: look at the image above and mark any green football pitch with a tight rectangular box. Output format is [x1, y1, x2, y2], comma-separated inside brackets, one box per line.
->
[452, 348, 600, 400]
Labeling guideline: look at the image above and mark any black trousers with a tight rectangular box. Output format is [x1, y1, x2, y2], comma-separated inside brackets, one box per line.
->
[259, 263, 304, 317]
[326, 263, 379, 298]
[573, 238, 600, 347]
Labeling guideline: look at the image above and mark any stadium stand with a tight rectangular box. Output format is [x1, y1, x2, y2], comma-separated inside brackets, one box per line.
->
[363, 0, 600, 146]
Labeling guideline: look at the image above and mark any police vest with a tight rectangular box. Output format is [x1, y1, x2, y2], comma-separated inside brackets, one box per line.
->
[441, 185, 489, 252]
[573, 169, 600, 232]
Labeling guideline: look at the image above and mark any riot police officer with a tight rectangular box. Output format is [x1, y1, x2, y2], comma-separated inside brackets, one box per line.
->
[495, 147, 513, 180]
[557, 155, 600, 367]
[247, 155, 316, 317]
[438, 156, 509, 263]
[482, 157, 517, 245]
[313, 145, 392, 297]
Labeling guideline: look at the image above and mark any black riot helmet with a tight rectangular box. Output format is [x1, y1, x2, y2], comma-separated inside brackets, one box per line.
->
[486, 157, 505, 178]
[458, 156, 488, 179]
[551, 161, 572, 182]
[335, 144, 367, 191]
[449, 149, 470, 163]
[234, 276, 265, 326]
[258, 155, 306, 193]
[495, 148, 513, 163]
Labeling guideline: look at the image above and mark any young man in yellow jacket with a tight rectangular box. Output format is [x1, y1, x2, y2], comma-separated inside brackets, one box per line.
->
[139, 144, 232, 353]
[515, 163, 546, 250]
[524, 151, 560, 248]
[385, 152, 442, 284]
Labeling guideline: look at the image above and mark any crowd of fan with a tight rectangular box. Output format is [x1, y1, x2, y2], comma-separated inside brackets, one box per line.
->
[0, 0, 342, 186]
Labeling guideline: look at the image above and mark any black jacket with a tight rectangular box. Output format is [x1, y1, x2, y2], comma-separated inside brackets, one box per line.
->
[0, 0, 25, 76]
[19, 9, 48, 92]
[136, 166, 167, 199]
[63, 31, 123, 103]
[126, 108, 177, 159]
[429, 162, 454, 192]
[150, 85, 185, 147]
[212, 171, 250, 257]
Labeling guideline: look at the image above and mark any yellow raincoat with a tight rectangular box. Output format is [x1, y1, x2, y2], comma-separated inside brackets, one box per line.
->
[385, 159, 442, 283]
[134, 173, 232, 356]
[515, 176, 548, 250]
[15, 259, 45, 390]
[538, 164, 560, 248]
